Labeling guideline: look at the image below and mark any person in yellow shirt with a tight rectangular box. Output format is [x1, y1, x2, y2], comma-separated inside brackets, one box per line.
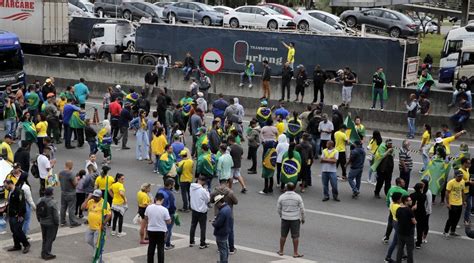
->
[81, 189, 112, 256]
[419, 124, 432, 172]
[151, 127, 167, 173]
[109, 173, 127, 237]
[385, 192, 403, 262]
[177, 149, 194, 212]
[275, 115, 286, 137]
[430, 130, 466, 157]
[137, 183, 152, 244]
[334, 125, 348, 179]
[281, 41, 295, 69]
[36, 114, 49, 154]
[0, 134, 14, 163]
[56, 94, 67, 114]
[443, 171, 466, 236]
[94, 165, 115, 206]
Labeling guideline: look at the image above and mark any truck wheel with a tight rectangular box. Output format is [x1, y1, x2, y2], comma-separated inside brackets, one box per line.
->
[267, 20, 278, 30]
[202, 16, 211, 26]
[123, 10, 131, 20]
[141, 55, 156, 65]
[229, 18, 239, 28]
[100, 52, 112, 62]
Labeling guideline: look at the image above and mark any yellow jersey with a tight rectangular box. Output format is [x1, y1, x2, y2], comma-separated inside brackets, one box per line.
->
[178, 159, 194, 183]
[446, 179, 465, 206]
[334, 131, 347, 152]
[86, 199, 111, 231]
[95, 175, 115, 191]
[421, 130, 430, 146]
[0, 141, 13, 163]
[390, 203, 401, 221]
[287, 47, 295, 63]
[110, 182, 126, 205]
[459, 168, 470, 194]
[151, 134, 167, 156]
[36, 121, 48, 137]
[137, 191, 151, 208]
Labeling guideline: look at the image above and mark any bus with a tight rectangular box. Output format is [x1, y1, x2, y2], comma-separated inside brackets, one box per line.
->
[0, 30, 25, 91]
[439, 24, 474, 84]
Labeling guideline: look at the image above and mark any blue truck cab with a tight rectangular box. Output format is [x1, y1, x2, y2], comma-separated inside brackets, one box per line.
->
[0, 30, 26, 92]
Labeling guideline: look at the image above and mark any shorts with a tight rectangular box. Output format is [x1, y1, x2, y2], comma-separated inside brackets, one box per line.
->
[138, 207, 146, 219]
[281, 219, 300, 238]
[295, 85, 305, 96]
[231, 168, 241, 178]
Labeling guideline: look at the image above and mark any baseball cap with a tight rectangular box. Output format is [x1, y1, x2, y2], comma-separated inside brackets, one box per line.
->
[454, 170, 463, 177]
[197, 92, 204, 97]
[92, 189, 102, 197]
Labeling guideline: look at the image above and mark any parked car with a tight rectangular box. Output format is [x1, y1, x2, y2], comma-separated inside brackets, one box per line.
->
[340, 8, 418, 38]
[260, 3, 297, 18]
[213, 5, 233, 14]
[223, 5, 295, 30]
[69, 2, 94, 17]
[153, 2, 175, 19]
[419, 20, 438, 33]
[94, 0, 126, 17]
[293, 10, 343, 33]
[69, 0, 95, 16]
[162, 2, 223, 26]
[121, 2, 163, 23]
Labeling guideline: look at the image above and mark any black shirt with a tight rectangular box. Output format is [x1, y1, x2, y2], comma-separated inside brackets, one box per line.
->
[313, 69, 327, 86]
[410, 192, 426, 217]
[456, 78, 471, 92]
[14, 147, 30, 173]
[373, 73, 385, 89]
[343, 72, 355, 87]
[7, 187, 26, 218]
[396, 206, 415, 236]
[281, 66, 293, 82]
[229, 144, 243, 169]
[144, 72, 158, 86]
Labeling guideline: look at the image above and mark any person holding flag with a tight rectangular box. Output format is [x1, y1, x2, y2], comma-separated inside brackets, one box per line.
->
[158, 145, 177, 185]
[256, 100, 272, 128]
[196, 144, 216, 190]
[260, 137, 277, 194]
[371, 67, 387, 111]
[81, 189, 112, 263]
[286, 112, 303, 144]
[372, 139, 395, 198]
[280, 142, 302, 192]
[422, 147, 452, 204]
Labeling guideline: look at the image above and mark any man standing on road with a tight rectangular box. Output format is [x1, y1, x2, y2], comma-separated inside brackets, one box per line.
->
[398, 140, 413, 190]
[37, 146, 52, 197]
[277, 182, 305, 258]
[229, 136, 247, 193]
[212, 194, 232, 263]
[281, 62, 293, 102]
[144, 68, 158, 98]
[211, 179, 238, 255]
[63, 98, 82, 149]
[36, 187, 59, 260]
[59, 160, 81, 227]
[81, 189, 112, 257]
[4, 179, 30, 254]
[334, 125, 348, 180]
[145, 192, 171, 263]
[383, 178, 408, 244]
[346, 140, 365, 198]
[157, 178, 177, 250]
[262, 60, 272, 99]
[396, 196, 416, 263]
[116, 102, 132, 150]
[318, 114, 333, 151]
[74, 78, 90, 109]
[443, 170, 465, 237]
[190, 108, 204, 157]
[109, 97, 122, 144]
[321, 141, 339, 202]
[189, 175, 210, 249]
[374, 139, 395, 199]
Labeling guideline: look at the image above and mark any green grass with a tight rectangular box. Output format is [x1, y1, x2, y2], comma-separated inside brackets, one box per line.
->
[419, 33, 445, 67]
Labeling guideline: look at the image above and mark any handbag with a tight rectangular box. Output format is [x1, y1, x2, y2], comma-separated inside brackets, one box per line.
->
[132, 213, 142, 225]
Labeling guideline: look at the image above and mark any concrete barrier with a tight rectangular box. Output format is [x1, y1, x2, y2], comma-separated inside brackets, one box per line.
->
[24, 55, 473, 138]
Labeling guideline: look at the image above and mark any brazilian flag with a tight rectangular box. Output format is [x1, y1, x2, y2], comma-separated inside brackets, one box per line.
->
[262, 148, 277, 178]
[256, 107, 271, 125]
[197, 152, 216, 177]
[452, 151, 470, 170]
[421, 157, 451, 195]
[93, 174, 109, 263]
[281, 151, 301, 185]
[180, 97, 194, 117]
[370, 143, 387, 172]
[23, 121, 37, 143]
[372, 71, 388, 101]
[287, 118, 302, 139]
[69, 111, 85, 129]
[343, 116, 361, 144]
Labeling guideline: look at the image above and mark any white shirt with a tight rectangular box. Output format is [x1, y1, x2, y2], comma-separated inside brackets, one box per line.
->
[145, 204, 170, 232]
[321, 149, 338, 173]
[21, 184, 36, 209]
[37, 154, 51, 179]
[318, 121, 334, 141]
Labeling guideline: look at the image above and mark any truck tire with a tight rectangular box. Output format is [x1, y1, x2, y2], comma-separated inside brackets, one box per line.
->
[123, 10, 132, 20]
[100, 52, 112, 62]
[140, 55, 157, 65]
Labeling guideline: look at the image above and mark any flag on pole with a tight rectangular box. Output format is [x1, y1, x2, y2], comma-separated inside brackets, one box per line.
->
[93, 178, 109, 263]
[343, 116, 361, 144]
[421, 158, 451, 195]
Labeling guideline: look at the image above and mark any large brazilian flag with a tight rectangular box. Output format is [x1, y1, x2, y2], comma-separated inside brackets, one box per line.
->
[421, 157, 451, 195]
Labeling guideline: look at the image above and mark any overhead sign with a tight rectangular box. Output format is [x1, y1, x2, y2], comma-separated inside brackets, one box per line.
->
[201, 48, 224, 74]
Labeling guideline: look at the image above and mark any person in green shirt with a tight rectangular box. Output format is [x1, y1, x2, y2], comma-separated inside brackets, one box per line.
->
[4, 96, 18, 138]
[26, 85, 40, 121]
[196, 144, 216, 189]
[383, 177, 408, 244]
[354, 116, 366, 142]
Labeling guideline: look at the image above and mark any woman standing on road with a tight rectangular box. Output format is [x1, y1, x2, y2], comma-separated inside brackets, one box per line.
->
[132, 109, 150, 161]
[367, 130, 382, 184]
[419, 124, 432, 173]
[137, 183, 152, 244]
[109, 173, 127, 237]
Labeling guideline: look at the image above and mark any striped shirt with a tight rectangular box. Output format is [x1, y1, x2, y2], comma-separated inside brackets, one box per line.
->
[398, 148, 413, 170]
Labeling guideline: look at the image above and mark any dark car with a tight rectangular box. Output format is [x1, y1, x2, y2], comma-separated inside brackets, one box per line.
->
[340, 8, 417, 38]
[162, 2, 223, 26]
[121, 2, 163, 23]
[94, 0, 124, 17]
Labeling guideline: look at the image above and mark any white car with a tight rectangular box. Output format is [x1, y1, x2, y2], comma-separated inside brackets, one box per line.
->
[420, 21, 438, 34]
[213, 5, 233, 14]
[293, 10, 342, 33]
[223, 5, 295, 30]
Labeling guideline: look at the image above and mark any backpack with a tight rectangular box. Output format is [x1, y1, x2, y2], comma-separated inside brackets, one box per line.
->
[137, 98, 148, 110]
[31, 160, 40, 178]
[36, 199, 49, 219]
[199, 77, 211, 91]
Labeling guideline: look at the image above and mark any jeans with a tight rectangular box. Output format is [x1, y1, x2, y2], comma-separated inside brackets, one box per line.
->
[321, 172, 338, 198]
[165, 216, 174, 247]
[465, 195, 473, 222]
[384, 211, 393, 239]
[156, 65, 167, 78]
[407, 117, 416, 138]
[386, 221, 398, 259]
[64, 123, 72, 147]
[183, 66, 193, 80]
[311, 136, 320, 158]
[22, 203, 32, 235]
[342, 86, 353, 104]
[154, 155, 161, 172]
[444, 205, 463, 233]
[189, 210, 207, 245]
[452, 90, 472, 105]
[421, 150, 429, 171]
[136, 129, 150, 160]
[75, 128, 85, 147]
[180, 182, 191, 210]
[41, 224, 58, 257]
[85, 229, 99, 256]
[5, 118, 16, 138]
[61, 193, 79, 225]
[76, 192, 86, 217]
[116, 126, 129, 148]
[228, 217, 235, 251]
[276, 163, 282, 186]
[88, 140, 98, 155]
[9, 217, 29, 248]
[348, 167, 363, 193]
[399, 169, 411, 190]
[396, 234, 414, 263]
[281, 80, 291, 100]
[248, 146, 258, 171]
[240, 72, 252, 85]
[147, 231, 165, 263]
[112, 210, 123, 233]
[111, 117, 120, 140]
[216, 239, 229, 263]
[367, 159, 376, 182]
[372, 88, 384, 109]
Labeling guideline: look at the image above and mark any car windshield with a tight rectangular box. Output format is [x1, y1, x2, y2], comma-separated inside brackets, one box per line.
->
[0, 48, 23, 73]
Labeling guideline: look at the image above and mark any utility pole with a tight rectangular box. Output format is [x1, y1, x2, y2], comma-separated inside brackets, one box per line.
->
[461, 0, 471, 26]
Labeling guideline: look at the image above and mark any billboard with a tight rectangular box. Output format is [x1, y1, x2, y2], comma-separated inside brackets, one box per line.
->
[137, 24, 413, 85]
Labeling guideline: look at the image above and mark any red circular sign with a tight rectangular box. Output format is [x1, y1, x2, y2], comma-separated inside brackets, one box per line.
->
[201, 48, 224, 74]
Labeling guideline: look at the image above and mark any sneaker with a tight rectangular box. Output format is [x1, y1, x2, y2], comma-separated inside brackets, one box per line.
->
[117, 232, 127, 237]
[422, 239, 428, 244]
[415, 245, 421, 249]
[233, 179, 238, 184]
[241, 188, 247, 194]
[442, 232, 449, 238]
[138, 157, 143, 161]
[248, 170, 257, 174]
[111, 231, 116, 236]
[381, 108, 384, 111]
[189, 243, 195, 247]
[449, 232, 460, 237]
[199, 243, 210, 249]
[153, 169, 157, 173]
[384, 258, 394, 263]
[229, 248, 237, 255]
[258, 190, 267, 195]
[239, 83, 244, 87]
[382, 237, 389, 244]
[370, 107, 375, 110]
[164, 244, 175, 250]
[248, 84, 252, 88]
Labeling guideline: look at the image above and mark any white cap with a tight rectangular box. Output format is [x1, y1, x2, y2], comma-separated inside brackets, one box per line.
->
[435, 138, 443, 144]
[332, 105, 338, 110]
[115, 85, 121, 89]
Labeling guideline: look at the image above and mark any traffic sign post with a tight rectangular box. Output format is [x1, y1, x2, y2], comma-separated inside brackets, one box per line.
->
[201, 48, 224, 74]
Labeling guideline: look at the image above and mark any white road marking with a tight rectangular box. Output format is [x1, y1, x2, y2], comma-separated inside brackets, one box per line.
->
[0, 225, 87, 248]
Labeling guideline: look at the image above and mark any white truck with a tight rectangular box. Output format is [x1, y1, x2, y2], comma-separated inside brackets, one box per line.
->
[454, 45, 474, 87]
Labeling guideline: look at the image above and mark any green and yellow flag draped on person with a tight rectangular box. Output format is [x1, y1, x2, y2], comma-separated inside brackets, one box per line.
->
[372, 71, 388, 100]
[421, 157, 451, 195]
[93, 178, 109, 263]
[262, 147, 277, 178]
[343, 116, 361, 144]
